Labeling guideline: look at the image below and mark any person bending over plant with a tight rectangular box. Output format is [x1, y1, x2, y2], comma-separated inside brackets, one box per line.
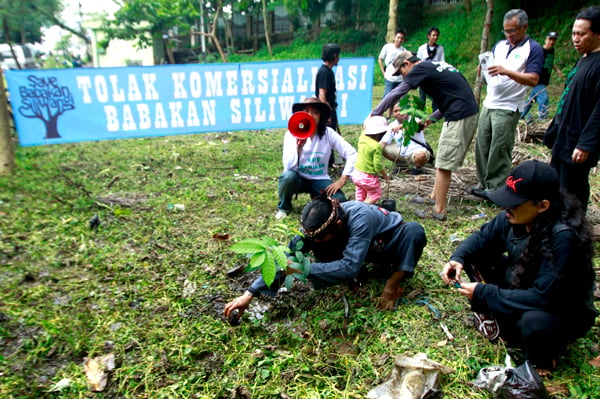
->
[224, 193, 427, 321]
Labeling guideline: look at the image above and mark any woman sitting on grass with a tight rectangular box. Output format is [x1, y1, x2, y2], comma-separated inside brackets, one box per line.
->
[275, 97, 356, 220]
[441, 160, 598, 375]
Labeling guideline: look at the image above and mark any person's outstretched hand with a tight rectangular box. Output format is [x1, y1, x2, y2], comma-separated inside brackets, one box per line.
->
[223, 292, 253, 320]
[441, 260, 464, 285]
[456, 282, 477, 300]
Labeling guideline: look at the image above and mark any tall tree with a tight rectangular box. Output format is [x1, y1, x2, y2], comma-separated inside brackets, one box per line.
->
[191, 0, 227, 62]
[261, 0, 273, 57]
[0, 0, 64, 44]
[386, 0, 398, 42]
[105, 0, 228, 62]
[474, 0, 494, 104]
[0, 70, 14, 175]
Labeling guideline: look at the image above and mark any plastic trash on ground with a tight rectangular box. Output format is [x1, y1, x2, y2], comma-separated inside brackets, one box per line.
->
[472, 355, 548, 399]
[83, 353, 115, 392]
[366, 352, 454, 399]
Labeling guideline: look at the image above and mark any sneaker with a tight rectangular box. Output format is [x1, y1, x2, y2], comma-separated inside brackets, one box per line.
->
[275, 210, 289, 220]
[473, 312, 500, 341]
[410, 195, 436, 205]
[415, 208, 447, 221]
[469, 186, 492, 200]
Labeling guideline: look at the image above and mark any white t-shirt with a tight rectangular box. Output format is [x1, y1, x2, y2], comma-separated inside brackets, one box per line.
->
[381, 120, 428, 157]
[416, 43, 445, 62]
[483, 38, 542, 112]
[379, 43, 405, 83]
[282, 127, 357, 180]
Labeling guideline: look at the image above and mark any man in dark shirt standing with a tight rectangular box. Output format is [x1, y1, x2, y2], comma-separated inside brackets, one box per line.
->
[371, 51, 479, 221]
[544, 6, 600, 212]
[316, 43, 341, 132]
[521, 31, 563, 123]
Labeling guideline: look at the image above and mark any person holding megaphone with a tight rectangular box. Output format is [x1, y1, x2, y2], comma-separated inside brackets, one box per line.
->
[276, 97, 357, 220]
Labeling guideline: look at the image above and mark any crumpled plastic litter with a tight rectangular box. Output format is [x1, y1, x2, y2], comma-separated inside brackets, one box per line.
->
[366, 352, 454, 399]
[497, 360, 548, 398]
[83, 353, 115, 392]
[472, 355, 548, 398]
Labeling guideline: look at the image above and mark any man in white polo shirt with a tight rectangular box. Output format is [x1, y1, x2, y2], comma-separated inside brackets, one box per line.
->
[472, 9, 543, 199]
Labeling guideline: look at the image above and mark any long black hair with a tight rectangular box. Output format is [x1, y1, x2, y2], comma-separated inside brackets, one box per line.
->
[315, 114, 328, 138]
[510, 191, 594, 288]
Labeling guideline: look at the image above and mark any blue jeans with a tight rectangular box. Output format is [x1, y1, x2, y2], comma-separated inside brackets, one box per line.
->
[277, 170, 346, 212]
[383, 79, 400, 98]
[521, 84, 549, 120]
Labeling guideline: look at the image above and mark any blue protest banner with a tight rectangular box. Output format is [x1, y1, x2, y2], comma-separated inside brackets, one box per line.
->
[6, 58, 373, 146]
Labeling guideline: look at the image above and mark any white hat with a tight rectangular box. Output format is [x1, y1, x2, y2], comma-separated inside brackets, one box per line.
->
[364, 116, 388, 135]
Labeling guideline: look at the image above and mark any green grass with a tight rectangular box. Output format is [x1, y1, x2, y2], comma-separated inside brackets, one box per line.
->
[1, 101, 599, 398]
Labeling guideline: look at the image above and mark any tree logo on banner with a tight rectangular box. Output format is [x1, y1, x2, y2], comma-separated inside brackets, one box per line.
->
[17, 76, 75, 139]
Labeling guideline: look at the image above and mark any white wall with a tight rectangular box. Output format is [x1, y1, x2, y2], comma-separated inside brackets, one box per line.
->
[99, 39, 154, 67]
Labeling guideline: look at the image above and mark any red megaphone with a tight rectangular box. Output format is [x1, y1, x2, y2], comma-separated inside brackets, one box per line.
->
[288, 111, 316, 140]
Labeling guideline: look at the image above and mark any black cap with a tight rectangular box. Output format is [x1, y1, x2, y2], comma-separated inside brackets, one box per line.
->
[547, 32, 558, 38]
[487, 160, 559, 208]
[291, 97, 331, 123]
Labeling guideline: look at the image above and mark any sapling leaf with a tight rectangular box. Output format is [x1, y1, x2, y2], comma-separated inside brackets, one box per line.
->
[302, 257, 311, 275]
[249, 251, 266, 270]
[399, 95, 410, 108]
[271, 246, 289, 270]
[284, 274, 294, 290]
[262, 236, 280, 247]
[289, 262, 302, 270]
[262, 251, 277, 288]
[295, 251, 304, 262]
[230, 239, 267, 254]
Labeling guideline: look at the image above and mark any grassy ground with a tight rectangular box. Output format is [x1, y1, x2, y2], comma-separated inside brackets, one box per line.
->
[1, 89, 599, 398]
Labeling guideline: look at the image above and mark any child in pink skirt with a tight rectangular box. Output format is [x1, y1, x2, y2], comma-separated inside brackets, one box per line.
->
[353, 116, 390, 203]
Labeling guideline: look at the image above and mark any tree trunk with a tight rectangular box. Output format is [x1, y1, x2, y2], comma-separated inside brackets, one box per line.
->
[465, 0, 472, 13]
[225, 16, 234, 53]
[386, 0, 399, 42]
[474, 0, 494, 105]
[191, 0, 227, 63]
[164, 38, 176, 64]
[3, 18, 22, 70]
[213, 2, 227, 62]
[0, 70, 14, 175]
[261, 0, 272, 57]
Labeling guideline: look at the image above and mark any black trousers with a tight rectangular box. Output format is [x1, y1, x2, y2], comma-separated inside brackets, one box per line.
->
[551, 156, 592, 212]
[463, 259, 593, 369]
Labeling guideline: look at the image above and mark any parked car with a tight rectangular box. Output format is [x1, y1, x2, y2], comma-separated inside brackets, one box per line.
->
[0, 44, 37, 70]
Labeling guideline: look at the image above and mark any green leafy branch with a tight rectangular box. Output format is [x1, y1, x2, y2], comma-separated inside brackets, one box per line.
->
[229, 225, 312, 289]
[398, 94, 428, 146]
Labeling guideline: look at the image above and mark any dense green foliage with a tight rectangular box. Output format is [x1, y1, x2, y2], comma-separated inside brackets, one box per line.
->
[0, 0, 62, 44]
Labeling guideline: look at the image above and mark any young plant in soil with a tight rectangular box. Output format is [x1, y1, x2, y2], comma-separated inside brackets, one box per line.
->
[230, 229, 312, 290]
[398, 94, 428, 146]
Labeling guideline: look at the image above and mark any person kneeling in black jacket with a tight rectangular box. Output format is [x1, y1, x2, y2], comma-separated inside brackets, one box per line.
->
[441, 160, 598, 373]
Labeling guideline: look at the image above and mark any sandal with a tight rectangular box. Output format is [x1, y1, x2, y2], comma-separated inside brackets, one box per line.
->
[473, 312, 500, 341]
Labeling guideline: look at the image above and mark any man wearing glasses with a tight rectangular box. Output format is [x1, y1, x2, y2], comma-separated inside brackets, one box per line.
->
[471, 9, 543, 200]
